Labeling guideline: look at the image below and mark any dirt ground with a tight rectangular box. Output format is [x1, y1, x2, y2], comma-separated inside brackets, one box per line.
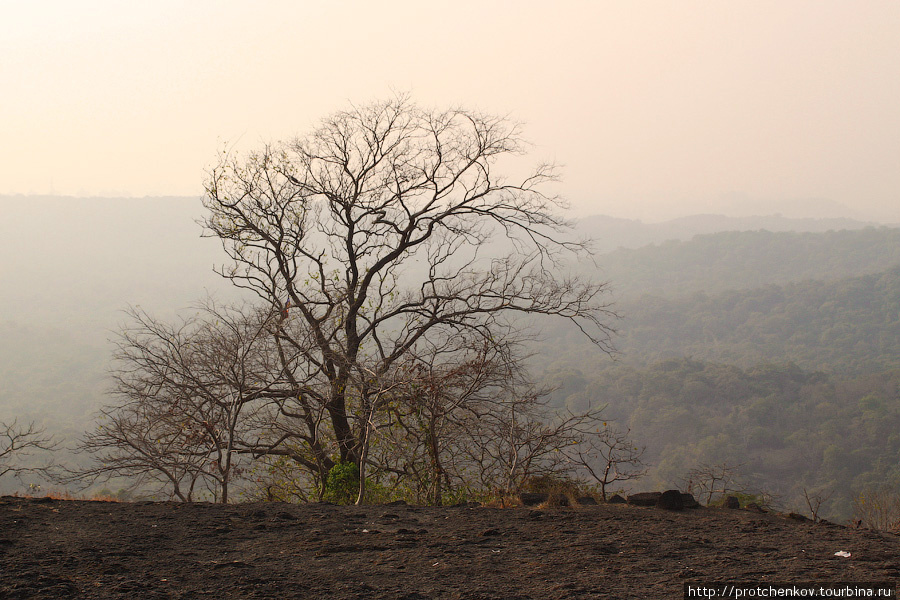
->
[1, 495, 898, 599]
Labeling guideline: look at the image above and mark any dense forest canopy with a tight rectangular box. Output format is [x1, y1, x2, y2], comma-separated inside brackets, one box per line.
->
[537, 263, 900, 376]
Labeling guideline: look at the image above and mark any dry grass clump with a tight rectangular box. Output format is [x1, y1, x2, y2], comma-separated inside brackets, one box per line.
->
[480, 495, 523, 509]
[523, 475, 603, 508]
[853, 486, 900, 532]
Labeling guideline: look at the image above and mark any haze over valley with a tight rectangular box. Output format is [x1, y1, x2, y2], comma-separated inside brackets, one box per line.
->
[2, 2, 899, 532]
[2, 192, 900, 520]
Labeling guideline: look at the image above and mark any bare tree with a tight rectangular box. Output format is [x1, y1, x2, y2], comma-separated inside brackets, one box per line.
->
[370, 329, 519, 504]
[683, 462, 746, 505]
[75, 302, 285, 502]
[569, 423, 647, 501]
[201, 96, 617, 483]
[74, 400, 208, 501]
[459, 384, 606, 497]
[0, 419, 57, 482]
[353, 329, 616, 504]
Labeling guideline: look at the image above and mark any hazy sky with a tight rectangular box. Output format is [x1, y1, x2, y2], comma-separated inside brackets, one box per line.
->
[2, 1, 898, 221]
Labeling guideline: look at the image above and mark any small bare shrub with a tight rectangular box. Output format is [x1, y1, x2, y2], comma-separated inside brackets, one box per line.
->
[682, 462, 745, 505]
[802, 486, 834, 523]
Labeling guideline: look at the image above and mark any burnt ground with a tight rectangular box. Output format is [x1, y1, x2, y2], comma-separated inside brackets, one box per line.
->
[1, 495, 898, 599]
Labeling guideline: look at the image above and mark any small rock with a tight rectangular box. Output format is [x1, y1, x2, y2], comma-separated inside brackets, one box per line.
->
[608, 494, 627, 504]
[724, 496, 741, 509]
[577, 496, 598, 506]
[480, 528, 501, 537]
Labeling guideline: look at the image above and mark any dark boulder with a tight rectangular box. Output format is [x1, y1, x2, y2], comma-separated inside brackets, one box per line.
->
[657, 489, 685, 510]
[576, 496, 598, 506]
[724, 496, 741, 509]
[608, 494, 627, 504]
[519, 492, 549, 506]
[681, 493, 700, 509]
[627, 492, 662, 507]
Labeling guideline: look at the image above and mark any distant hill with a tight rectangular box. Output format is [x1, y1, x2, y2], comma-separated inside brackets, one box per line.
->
[574, 213, 878, 253]
[592, 227, 900, 299]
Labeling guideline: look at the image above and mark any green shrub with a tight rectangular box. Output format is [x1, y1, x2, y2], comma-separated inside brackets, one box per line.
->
[324, 462, 360, 504]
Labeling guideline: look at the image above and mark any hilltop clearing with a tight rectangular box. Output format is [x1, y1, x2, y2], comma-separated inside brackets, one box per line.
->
[1, 496, 897, 599]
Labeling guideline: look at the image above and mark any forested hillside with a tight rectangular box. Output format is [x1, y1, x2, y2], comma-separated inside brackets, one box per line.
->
[0, 323, 107, 427]
[618, 265, 900, 373]
[533, 227, 900, 520]
[545, 359, 900, 520]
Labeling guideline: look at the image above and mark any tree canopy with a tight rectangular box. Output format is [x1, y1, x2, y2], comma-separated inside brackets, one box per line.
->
[201, 98, 615, 470]
[75, 98, 618, 503]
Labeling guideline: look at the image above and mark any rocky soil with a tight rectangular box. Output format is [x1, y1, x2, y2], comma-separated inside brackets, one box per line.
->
[1, 495, 898, 599]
